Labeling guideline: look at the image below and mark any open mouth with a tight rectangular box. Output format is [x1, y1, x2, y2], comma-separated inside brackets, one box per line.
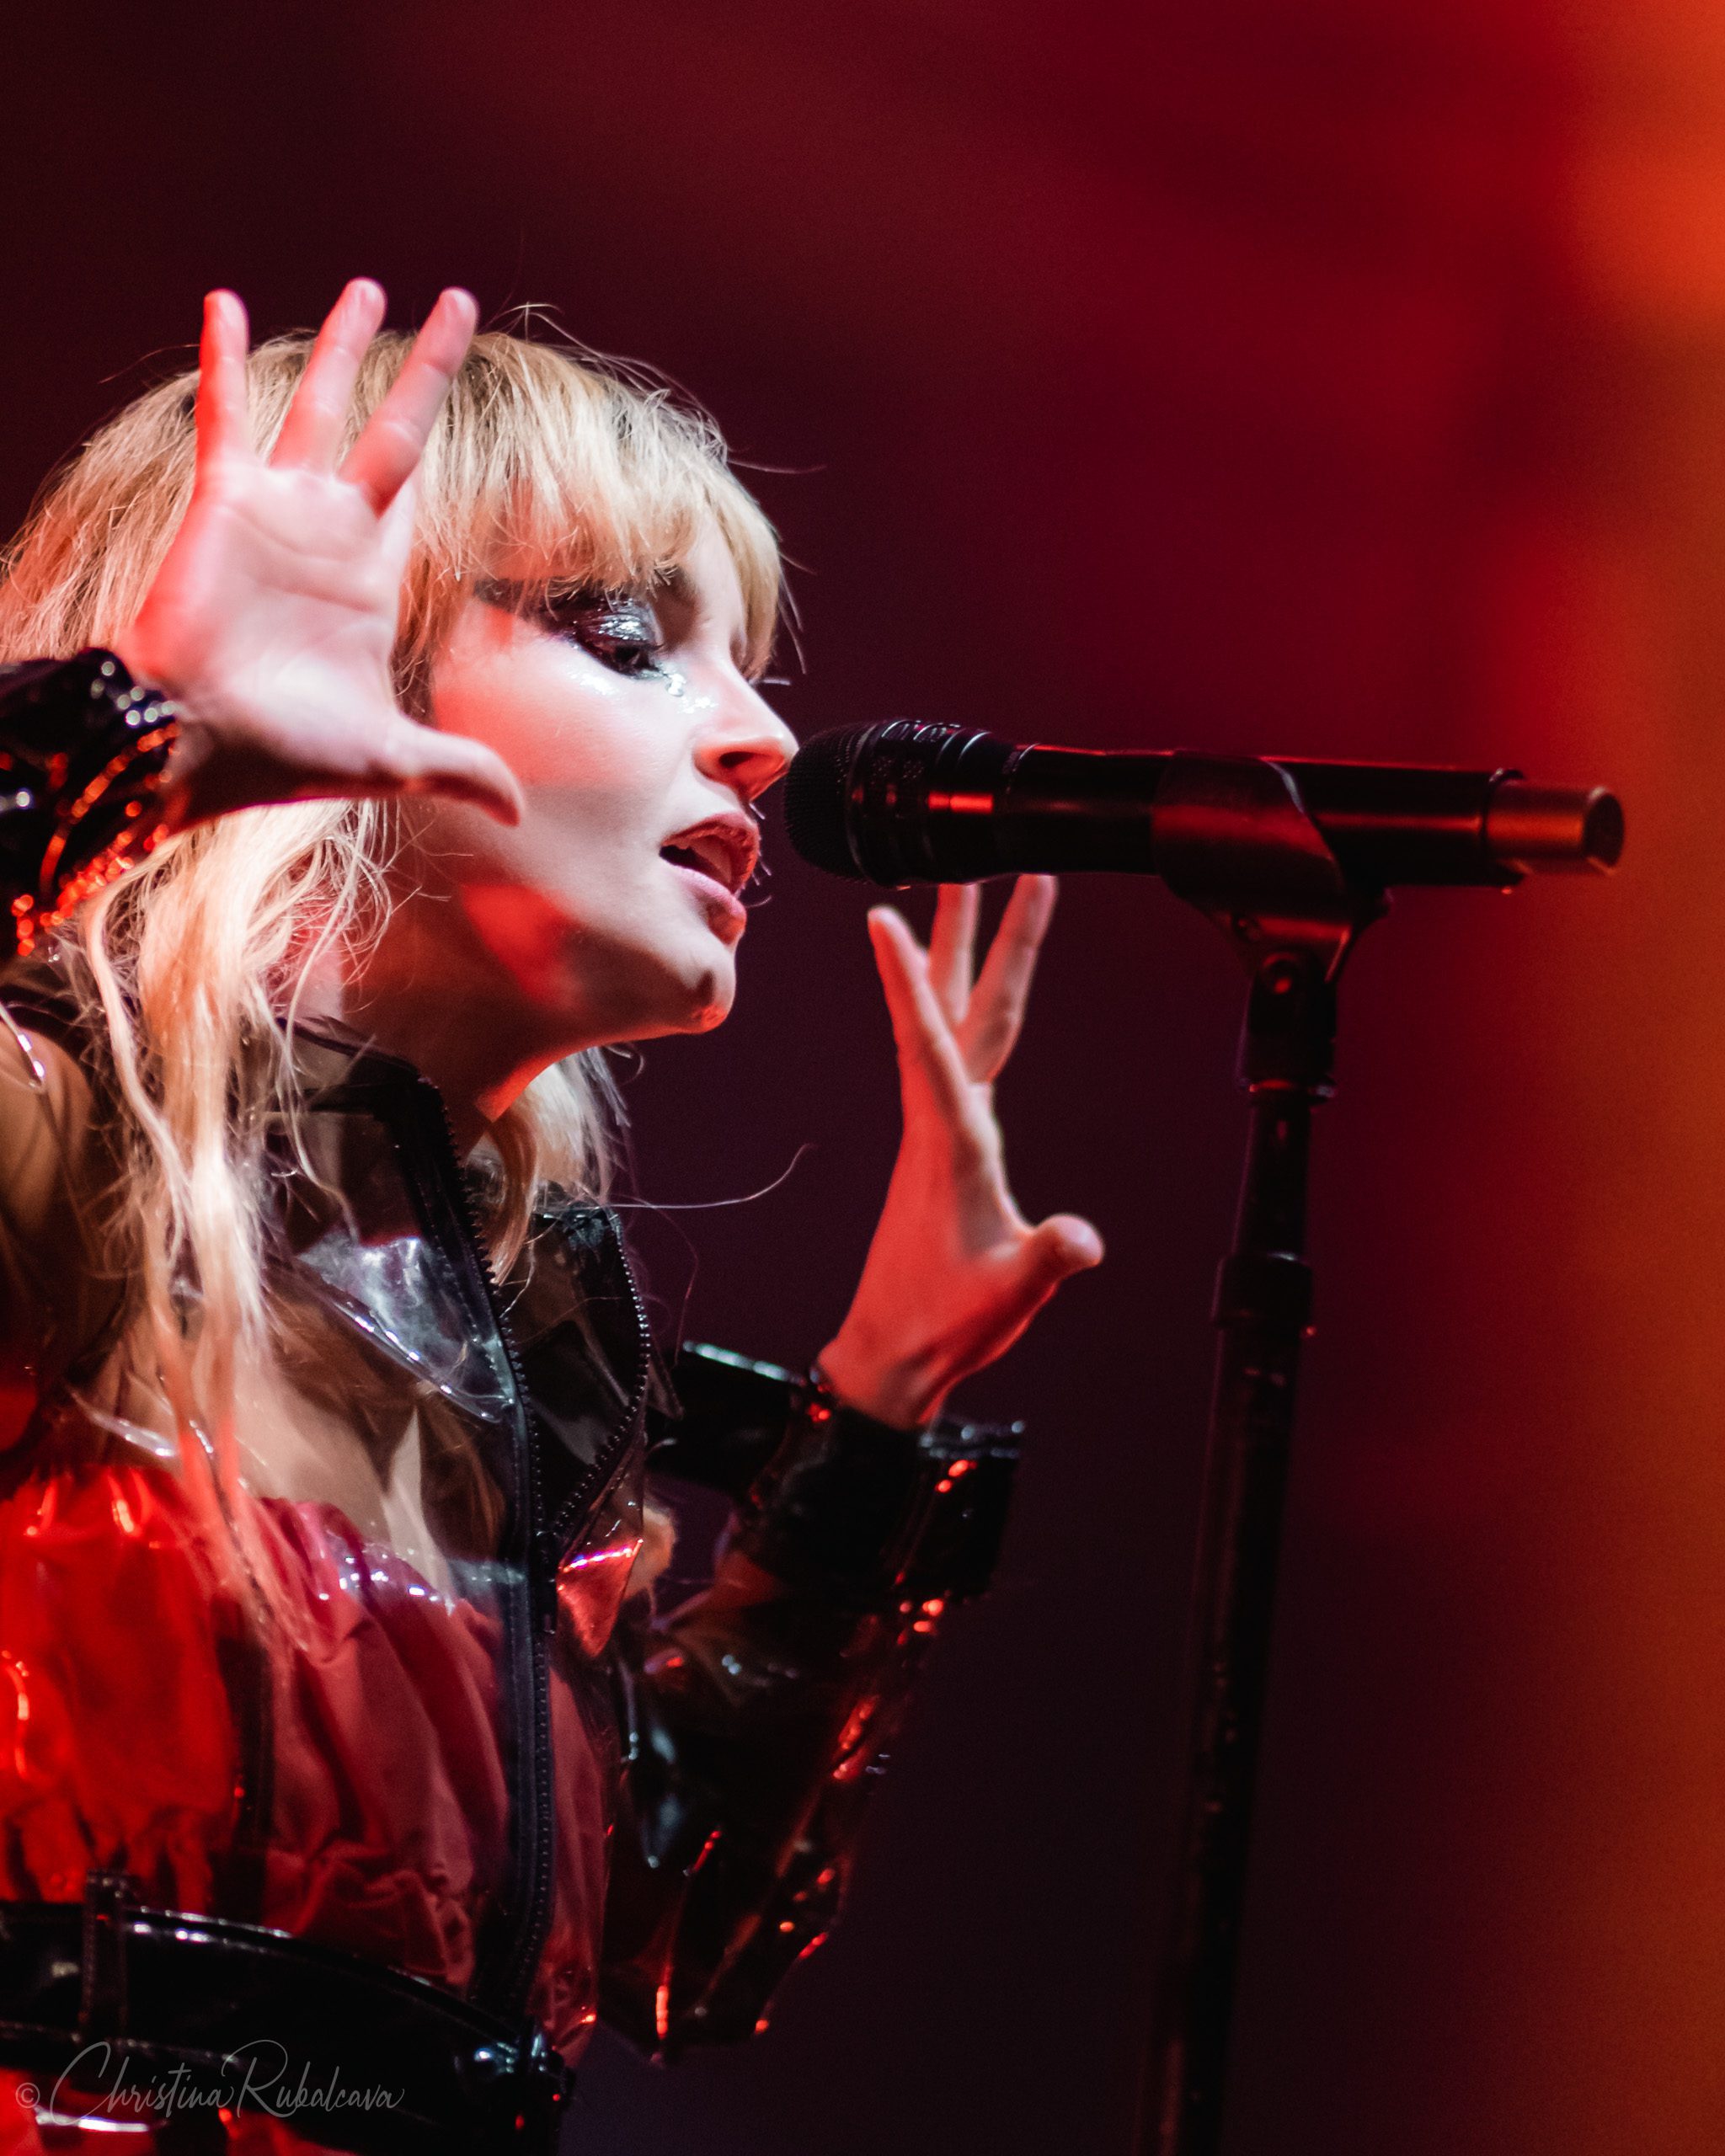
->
[658, 819, 758, 897]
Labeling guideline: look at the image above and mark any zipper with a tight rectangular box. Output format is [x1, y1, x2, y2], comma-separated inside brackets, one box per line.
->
[414, 1080, 649, 2025]
[545, 1214, 653, 1557]
[414, 1080, 554, 2024]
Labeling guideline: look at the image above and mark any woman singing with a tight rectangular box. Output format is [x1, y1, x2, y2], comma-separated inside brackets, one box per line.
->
[0, 280, 1101, 2153]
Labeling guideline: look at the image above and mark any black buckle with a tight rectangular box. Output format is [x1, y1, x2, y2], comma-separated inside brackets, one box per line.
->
[77, 1869, 134, 2045]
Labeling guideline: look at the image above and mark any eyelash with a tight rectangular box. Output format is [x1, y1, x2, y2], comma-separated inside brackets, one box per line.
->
[551, 593, 666, 680]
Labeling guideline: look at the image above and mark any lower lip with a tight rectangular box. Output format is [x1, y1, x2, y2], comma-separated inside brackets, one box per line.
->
[664, 858, 747, 938]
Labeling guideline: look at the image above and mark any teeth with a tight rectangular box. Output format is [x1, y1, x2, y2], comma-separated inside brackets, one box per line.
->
[662, 838, 736, 892]
[662, 820, 760, 897]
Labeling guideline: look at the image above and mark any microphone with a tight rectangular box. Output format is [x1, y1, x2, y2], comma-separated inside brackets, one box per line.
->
[782, 720, 1624, 889]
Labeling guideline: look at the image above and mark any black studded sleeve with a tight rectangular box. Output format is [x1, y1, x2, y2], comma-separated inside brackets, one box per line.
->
[0, 652, 179, 959]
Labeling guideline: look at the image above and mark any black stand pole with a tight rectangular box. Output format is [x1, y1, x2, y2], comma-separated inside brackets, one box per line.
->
[1133, 756, 1389, 2156]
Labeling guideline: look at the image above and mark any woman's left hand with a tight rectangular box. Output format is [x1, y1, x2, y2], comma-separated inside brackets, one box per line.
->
[817, 876, 1103, 1429]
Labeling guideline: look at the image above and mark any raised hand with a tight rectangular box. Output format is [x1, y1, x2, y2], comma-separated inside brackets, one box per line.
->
[817, 876, 1103, 1429]
[115, 280, 523, 830]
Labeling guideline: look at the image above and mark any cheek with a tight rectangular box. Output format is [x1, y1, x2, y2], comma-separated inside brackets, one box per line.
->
[436, 636, 670, 797]
[461, 883, 584, 1001]
[500, 693, 636, 791]
[425, 761, 669, 909]
[441, 801, 654, 953]
[496, 717, 685, 885]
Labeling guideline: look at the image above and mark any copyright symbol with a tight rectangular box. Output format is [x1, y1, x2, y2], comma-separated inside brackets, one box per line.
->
[13, 2083, 38, 2111]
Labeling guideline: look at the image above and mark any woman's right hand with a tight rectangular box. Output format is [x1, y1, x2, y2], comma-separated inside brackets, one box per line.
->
[115, 279, 524, 831]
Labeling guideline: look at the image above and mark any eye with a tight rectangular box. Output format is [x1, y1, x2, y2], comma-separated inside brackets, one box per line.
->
[474, 579, 668, 679]
[547, 590, 666, 679]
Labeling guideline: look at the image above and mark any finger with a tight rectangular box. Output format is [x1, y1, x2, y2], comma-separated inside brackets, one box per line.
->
[927, 883, 980, 1027]
[339, 286, 478, 514]
[364, 715, 526, 825]
[270, 277, 387, 471]
[867, 907, 975, 1127]
[964, 1214, 1106, 1378]
[194, 290, 253, 468]
[375, 469, 421, 579]
[960, 874, 1057, 1082]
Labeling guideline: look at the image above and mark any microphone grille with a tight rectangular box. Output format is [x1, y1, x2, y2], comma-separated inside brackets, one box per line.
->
[783, 726, 874, 879]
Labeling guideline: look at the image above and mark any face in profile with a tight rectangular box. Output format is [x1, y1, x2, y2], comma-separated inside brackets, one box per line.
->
[404, 518, 797, 1067]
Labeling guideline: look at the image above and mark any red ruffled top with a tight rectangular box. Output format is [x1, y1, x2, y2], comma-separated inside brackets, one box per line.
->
[0, 1449, 619, 2154]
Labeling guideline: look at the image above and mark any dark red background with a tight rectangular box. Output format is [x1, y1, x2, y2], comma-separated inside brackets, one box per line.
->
[5, 5, 1720, 2152]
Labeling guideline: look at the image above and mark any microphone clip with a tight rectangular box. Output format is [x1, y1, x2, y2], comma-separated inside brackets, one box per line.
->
[1152, 751, 1390, 1096]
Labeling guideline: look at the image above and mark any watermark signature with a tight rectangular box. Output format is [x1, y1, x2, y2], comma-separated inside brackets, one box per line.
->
[14, 2040, 405, 2127]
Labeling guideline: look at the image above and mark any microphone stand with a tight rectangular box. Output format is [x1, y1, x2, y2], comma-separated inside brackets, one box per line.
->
[1135, 755, 1391, 2156]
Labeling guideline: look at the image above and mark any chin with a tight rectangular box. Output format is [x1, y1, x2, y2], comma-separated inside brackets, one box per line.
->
[647, 943, 737, 1038]
[525, 922, 739, 1049]
[680, 966, 735, 1034]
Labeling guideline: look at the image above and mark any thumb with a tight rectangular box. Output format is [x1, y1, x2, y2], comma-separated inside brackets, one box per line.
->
[380, 716, 526, 825]
[1024, 1212, 1105, 1290]
[980, 1212, 1104, 1354]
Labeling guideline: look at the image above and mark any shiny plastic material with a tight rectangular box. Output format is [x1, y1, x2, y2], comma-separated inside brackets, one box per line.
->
[0, 653, 179, 960]
[0, 948, 1019, 2153]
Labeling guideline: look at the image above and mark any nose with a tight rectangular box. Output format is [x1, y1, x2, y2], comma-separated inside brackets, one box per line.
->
[694, 678, 798, 805]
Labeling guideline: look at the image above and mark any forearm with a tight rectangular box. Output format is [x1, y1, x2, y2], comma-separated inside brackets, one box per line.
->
[601, 1346, 1019, 2055]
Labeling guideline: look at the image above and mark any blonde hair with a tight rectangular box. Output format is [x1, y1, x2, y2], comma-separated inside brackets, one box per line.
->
[0, 324, 779, 1612]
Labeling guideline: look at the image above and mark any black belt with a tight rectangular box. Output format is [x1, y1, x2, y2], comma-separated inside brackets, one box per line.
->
[0, 1872, 573, 2153]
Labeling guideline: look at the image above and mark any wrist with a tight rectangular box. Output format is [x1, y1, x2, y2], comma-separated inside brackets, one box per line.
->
[815, 1331, 944, 1433]
[108, 625, 179, 712]
[109, 630, 219, 830]
[153, 711, 220, 832]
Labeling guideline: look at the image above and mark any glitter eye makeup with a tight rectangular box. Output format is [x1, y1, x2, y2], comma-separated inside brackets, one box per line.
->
[475, 579, 668, 679]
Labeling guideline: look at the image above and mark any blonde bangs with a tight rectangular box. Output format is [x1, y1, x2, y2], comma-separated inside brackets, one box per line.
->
[0, 325, 782, 689]
[394, 332, 782, 689]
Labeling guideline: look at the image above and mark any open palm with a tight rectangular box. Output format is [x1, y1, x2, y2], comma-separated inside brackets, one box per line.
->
[119, 280, 521, 830]
[820, 877, 1103, 1428]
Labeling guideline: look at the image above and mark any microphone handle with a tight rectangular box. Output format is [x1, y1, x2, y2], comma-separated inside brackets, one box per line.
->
[860, 730, 1621, 886]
